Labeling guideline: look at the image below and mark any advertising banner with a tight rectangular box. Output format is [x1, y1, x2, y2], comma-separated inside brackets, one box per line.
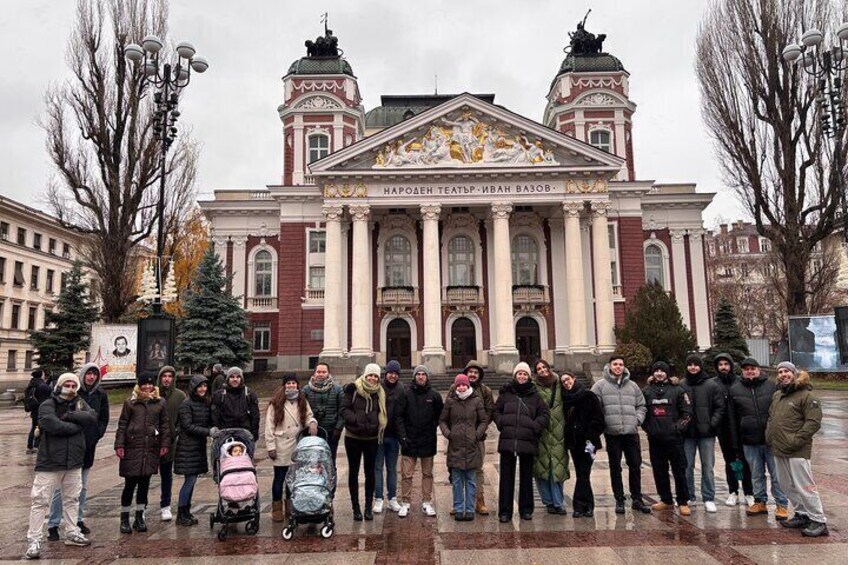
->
[89, 323, 137, 382]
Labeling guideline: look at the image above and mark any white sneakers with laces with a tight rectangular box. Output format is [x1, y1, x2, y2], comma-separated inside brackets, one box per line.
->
[745, 495, 756, 507]
[373, 499, 384, 513]
[705, 501, 718, 513]
[422, 502, 436, 516]
[24, 540, 41, 560]
[63, 532, 91, 547]
[398, 503, 410, 518]
[161, 506, 173, 521]
[725, 493, 738, 506]
[387, 498, 402, 512]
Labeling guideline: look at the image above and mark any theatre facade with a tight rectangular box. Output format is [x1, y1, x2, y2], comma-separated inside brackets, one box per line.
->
[199, 25, 714, 375]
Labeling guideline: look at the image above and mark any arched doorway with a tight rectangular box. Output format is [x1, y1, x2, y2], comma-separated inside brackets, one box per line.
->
[516, 317, 541, 364]
[386, 318, 412, 368]
[450, 317, 476, 369]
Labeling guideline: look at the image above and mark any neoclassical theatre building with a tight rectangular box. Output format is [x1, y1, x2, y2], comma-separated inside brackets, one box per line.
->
[199, 24, 714, 375]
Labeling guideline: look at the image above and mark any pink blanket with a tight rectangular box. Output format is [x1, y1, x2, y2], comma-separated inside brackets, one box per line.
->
[219, 454, 258, 503]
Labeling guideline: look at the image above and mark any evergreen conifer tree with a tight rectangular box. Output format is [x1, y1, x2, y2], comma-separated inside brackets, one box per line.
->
[704, 297, 750, 371]
[615, 281, 697, 372]
[30, 261, 99, 376]
[176, 248, 251, 370]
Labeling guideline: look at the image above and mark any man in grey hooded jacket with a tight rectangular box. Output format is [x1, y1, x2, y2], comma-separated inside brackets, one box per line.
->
[591, 355, 650, 514]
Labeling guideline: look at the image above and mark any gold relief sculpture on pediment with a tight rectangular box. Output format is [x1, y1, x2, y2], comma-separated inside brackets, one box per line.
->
[565, 179, 608, 194]
[323, 182, 367, 198]
[373, 113, 560, 168]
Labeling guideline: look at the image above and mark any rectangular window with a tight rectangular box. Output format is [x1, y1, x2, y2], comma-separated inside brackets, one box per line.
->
[0, 221, 8, 240]
[759, 237, 771, 253]
[608, 224, 619, 287]
[60, 272, 68, 290]
[708, 242, 716, 257]
[13, 261, 25, 287]
[48, 238, 56, 255]
[308, 134, 330, 163]
[46, 269, 54, 293]
[24, 350, 34, 370]
[737, 237, 749, 254]
[30, 266, 39, 290]
[7, 350, 16, 371]
[310, 329, 324, 341]
[0, 256, 5, 283]
[33, 233, 42, 250]
[309, 266, 325, 290]
[28, 306, 37, 331]
[11, 304, 20, 329]
[17, 228, 26, 245]
[253, 322, 271, 352]
[309, 230, 326, 253]
[62, 243, 71, 259]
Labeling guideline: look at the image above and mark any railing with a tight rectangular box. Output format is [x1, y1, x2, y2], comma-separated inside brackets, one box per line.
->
[444, 286, 483, 306]
[512, 285, 550, 305]
[249, 296, 277, 309]
[251, 191, 272, 200]
[377, 286, 419, 308]
[304, 288, 325, 301]
[612, 284, 623, 298]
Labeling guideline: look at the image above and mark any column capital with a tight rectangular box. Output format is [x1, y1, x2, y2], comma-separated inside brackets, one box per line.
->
[589, 200, 611, 216]
[491, 201, 513, 220]
[348, 203, 371, 222]
[669, 228, 687, 241]
[322, 203, 345, 221]
[212, 236, 230, 247]
[562, 201, 584, 217]
[420, 204, 442, 221]
[230, 236, 247, 246]
[688, 228, 705, 241]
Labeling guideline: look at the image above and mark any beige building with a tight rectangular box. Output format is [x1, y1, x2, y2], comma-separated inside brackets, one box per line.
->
[0, 195, 86, 387]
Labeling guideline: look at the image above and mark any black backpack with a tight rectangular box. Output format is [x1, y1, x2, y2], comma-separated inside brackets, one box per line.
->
[23, 382, 39, 413]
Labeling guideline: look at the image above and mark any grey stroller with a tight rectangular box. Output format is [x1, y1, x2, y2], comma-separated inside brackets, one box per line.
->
[282, 428, 336, 539]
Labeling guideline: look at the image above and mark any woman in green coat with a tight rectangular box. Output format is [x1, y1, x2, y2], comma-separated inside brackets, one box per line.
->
[533, 359, 569, 514]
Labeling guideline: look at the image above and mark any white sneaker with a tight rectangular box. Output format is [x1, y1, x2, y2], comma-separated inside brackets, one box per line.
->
[398, 503, 410, 518]
[160, 506, 173, 521]
[373, 499, 384, 513]
[422, 502, 436, 516]
[63, 532, 91, 547]
[387, 498, 402, 512]
[725, 493, 738, 506]
[705, 501, 717, 513]
[745, 495, 756, 507]
[24, 540, 41, 560]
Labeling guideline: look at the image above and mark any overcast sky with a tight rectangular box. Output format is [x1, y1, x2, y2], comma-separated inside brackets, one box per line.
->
[0, 0, 739, 225]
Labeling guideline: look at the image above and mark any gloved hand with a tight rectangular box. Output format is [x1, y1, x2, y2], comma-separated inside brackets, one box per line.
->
[332, 428, 342, 441]
[115, 447, 125, 459]
[268, 449, 277, 460]
[159, 446, 169, 457]
[209, 426, 220, 438]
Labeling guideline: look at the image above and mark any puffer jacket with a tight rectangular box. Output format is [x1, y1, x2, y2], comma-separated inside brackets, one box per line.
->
[448, 381, 495, 427]
[766, 372, 822, 459]
[494, 381, 549, 455]
[591, 365, 647, 435]
[681, 370, 725, 438]
[641, 376, 693, 442]
[264, 396, 316, 466]
[174, 376, 213, 476]
[713, 353, 738, 434]
[158, 365, 186, 463]
[382, 379, 406, 438]
[533, 377, 570, 481]
[439, 390, 487, 470]
[396, 379, 444, 457]
[77, 363, 109, 469]
[114, 387, 171, 477]
[36, 393, 96, 472]
[340, 383, 381, 440]
[728, 374, 777, 447]
[302, 380, 345, 434]
[562, 382, 605, 450]
[211, 379, 260, 440]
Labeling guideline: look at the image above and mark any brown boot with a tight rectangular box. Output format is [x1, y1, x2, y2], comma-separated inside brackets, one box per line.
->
[284, 499, 292, 521]
[272, 500, 284, 522]
[475, 492, 490, 516]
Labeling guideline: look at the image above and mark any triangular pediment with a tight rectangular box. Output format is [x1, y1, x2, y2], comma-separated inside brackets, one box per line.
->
[308, 93, 624, 175]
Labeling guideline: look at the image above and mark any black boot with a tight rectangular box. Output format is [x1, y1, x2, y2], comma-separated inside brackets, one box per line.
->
[632, 499, 652, 514]
[781, 513, 810, 529]
[133, 509, 148, 532]
[614, 500, 625, 514]
[801, 520, 829, 537]
[364, 498, 374, 521]
[176, 506, 194, 526]
[352, 501, 363, 522]
[120, 512, 132, 534]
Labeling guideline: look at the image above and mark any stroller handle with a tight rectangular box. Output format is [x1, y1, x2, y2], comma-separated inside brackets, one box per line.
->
[297, 425, 329, 442]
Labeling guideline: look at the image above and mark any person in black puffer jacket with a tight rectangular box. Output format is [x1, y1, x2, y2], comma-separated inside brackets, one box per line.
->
[494, 362, 549, 522]
[681, 355, 725, 511]
[561, 371, 604, 518]
[713, 353, 753, 507]
[174, 375, 217, 526]
[25, 369, 52, 454]
[642, 362, 693, 515]
[211, 367, 260, 440]
[395, 364, 444, 518]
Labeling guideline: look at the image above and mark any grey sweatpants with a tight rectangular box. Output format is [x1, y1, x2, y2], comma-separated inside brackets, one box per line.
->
[774, 456, 826, 523]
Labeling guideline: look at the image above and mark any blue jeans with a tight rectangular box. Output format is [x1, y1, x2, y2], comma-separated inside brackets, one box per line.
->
[535, 471, 564, 508]
[450, 468, 477, 514]
[178, 474, 199, 508]
[272, 465, 290, 502]
[374, 436, 400, 500]
[48, 467, 89, 527]
[159, 459, 174, 508]
[684, 437, 716, 502]
[743, 444, 788, 507]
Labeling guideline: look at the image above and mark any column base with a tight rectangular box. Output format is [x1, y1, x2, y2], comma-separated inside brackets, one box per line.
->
[489, 350, 520, 376]
[554, 351, 607, 377]
[421, 349, 446, 374]
[318, 354, 375, 383]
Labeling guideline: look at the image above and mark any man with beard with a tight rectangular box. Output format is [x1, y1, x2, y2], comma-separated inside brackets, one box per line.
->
[211, 367, 260, 440]
[713, 353, 754, 508]
[302, 362, 345, 463]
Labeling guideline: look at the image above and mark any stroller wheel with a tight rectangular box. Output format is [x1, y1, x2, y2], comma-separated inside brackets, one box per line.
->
[217, 526, 228, 541]
[245, 519, 260, 535]
[320, 525, 334, 538]
[282, 526, 294, 540]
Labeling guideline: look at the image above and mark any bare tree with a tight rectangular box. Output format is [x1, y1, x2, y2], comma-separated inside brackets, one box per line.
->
[42, 0, 198, 322]
[696, 0, 847, 316]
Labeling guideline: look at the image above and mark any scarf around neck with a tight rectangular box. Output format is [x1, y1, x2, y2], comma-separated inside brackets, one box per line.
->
[309, 374, 335, 393]
[457, 387, 474, 400]
[354, 375, 388, 443]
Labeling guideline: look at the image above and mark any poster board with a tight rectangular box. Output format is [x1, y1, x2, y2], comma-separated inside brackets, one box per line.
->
[90, 323, 137, 382]
[788, 314, 841, 371]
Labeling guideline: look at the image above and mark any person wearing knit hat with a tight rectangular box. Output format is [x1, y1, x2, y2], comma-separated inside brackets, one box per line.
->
[493, 362, 550, 522]
[440, 373, 486, 521]
[460, 359, 495, 515]
[395, 364, 444, 518]
[211, 367, 260, 441]
[340, 363, 387, 521]
[374, 360, 405, 514]
[681, 354, 725, 513]
[766, 363, 828, 536]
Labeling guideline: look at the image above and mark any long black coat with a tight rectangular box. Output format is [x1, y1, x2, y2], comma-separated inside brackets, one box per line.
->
[114, 389, 171, 478]
[211, 384, 260, 440]
[728, 375, 778, 447]
[561, 383, 605, 450]
[396, 381, 444, 458]
[174, 393, 212, 476]
[494, 382, 549, 455]
[36, 394, 96, 472]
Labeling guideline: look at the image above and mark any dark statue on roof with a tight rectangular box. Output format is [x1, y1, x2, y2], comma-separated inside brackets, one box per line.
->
[567, 10, 606, 55]
[305, 13, 343, 58]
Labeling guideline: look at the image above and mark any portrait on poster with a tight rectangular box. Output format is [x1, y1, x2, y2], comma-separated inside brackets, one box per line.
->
[89, 323, 137, 381]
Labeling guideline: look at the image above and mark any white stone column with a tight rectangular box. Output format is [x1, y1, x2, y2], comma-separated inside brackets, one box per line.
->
[293, 115, 305, 185]
[688, 229, 712, 349]
[349, 204, 373, 357]
[490, 202, 518, 372]
[563, 201, 588, 351]
[590, 201, 615, 351]
[669, 229, 692, 329]
[421, 204, 445, 372]
[321, 204, 345, 357]
[212, 236, 229, 274]
[230, 236, 248, 308]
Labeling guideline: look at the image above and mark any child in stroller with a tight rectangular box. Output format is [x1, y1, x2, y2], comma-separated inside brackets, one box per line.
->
[282, 430, 337, 539]
[209, 429, 260, 540]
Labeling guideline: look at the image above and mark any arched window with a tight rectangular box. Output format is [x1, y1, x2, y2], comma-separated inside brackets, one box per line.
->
[589, 129, 612, 153]
[254, 250, 273, 296]
[644, 244, 665, 288]
[448, 236, 475, 285]
[384, 235, 412, 286]
[308, 134, 330, 163]
[511, 235, 538, 285]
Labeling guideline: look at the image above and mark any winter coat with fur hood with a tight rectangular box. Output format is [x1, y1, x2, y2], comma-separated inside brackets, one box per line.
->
[114, 386, 171, 477]
[765, 372, 822, 459]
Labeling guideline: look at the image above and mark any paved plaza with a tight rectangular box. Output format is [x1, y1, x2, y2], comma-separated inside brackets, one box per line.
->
[1, 390, 847, 564]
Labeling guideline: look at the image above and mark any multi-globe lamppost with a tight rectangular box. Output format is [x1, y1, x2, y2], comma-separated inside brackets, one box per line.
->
[124, 35, 208, 377]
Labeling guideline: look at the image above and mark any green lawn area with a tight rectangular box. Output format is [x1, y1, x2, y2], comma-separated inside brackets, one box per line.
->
[809, 377, 848, 391]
